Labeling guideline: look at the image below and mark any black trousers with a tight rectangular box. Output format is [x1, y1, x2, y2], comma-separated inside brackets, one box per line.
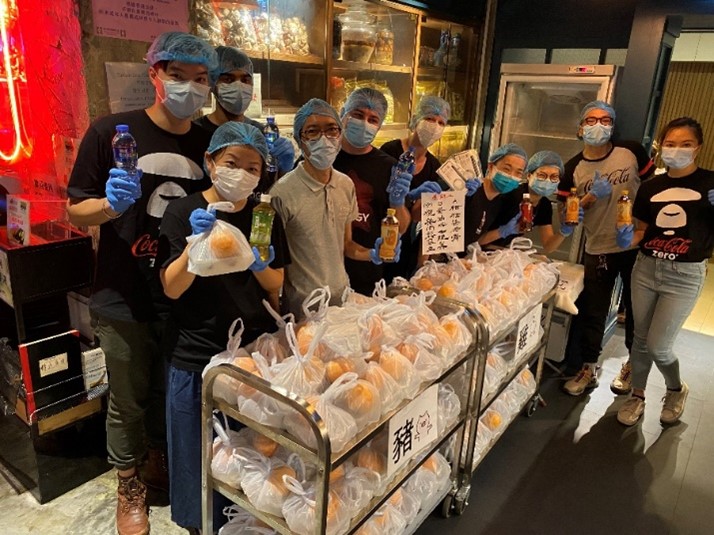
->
[564, 249, 637, 369]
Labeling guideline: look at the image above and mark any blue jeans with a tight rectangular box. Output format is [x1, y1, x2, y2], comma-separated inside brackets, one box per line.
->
[630, 253, 707, 391]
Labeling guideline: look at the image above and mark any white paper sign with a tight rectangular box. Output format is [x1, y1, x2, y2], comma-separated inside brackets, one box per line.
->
[92, 0, 189, 43]
[421, 190, 466, 255]
[245, 73, 262, 118]
[514, 303, 543, 362]
[82, 347, 108, 391]
[0, 249, 12, 307]
[388, 384, 439, 477]
[39, 352, 69, 378]
[105, 62, 154, 113]
[7, 195, 30, 246]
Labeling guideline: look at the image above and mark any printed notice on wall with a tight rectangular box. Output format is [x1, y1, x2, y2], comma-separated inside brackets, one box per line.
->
[0, 249, 12, 307]
[421, 190, 466, 255]
[105, 63, 154, 113]
[92, 0, 189, 43]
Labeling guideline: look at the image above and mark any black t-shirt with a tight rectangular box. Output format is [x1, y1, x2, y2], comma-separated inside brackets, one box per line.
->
[67, 109, 212, 322]
[488, 185, 553, 247]
[634, 167, 714, 263]
[380, 139, 441, 189]
[333, 147, 397, 295]
[157, 193, 290, 372]
[462, 186, 516, 248]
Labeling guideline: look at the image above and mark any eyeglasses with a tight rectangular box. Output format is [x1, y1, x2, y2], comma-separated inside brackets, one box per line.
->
[535, 172, 561, 183]
[301, 126, 342, 141]
[582, 116, 613, 126]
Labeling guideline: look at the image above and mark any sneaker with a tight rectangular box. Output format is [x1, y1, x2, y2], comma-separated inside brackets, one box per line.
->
[563, 366, 599, 396]
[116, 472, 149, 535]
[617, 395, 645, 426]
[610, 361, 632, 395]
[660, 382, 689, 425]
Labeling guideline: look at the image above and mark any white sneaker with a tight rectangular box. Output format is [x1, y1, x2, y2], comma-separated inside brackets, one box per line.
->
[563, 366, 598, 396]
[617, 395, 645, 426]
[610, 361, 632, 395]
[660, 382, 689, 425]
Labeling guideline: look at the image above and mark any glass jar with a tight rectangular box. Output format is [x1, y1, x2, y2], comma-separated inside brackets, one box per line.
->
[374, 80, 394, 124]
[373, 21, 394, 65]
[339, 7, 376, 63]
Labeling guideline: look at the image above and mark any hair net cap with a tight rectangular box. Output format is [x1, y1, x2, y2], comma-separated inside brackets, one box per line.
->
[488, 143, 528, 165]
[207, 121, 269, 163]
[340, 88, 388, 124]
[580, 100, 616, 123]
[213, 46, 254, 81]
[293, 98, 341, 139]
[146, 32, 218, 71]
[409, 95, 451, 129]
[527, 150, 564, 176]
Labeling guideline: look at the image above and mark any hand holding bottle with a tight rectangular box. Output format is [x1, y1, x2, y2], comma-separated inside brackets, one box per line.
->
[559, 206, 584, 237]
[370, 237, 401, 265]
[616, 224, 634, 249]
[387, 167, 413, 206]
[589, 171, 612, 199]
[249, 245, 275, 272]
[407, 181, 442, 201]
[189, 207, 216, 235]
[498, 213, 520, 239]
[271, 137, 295, 173]
[106, 168, 142, 213]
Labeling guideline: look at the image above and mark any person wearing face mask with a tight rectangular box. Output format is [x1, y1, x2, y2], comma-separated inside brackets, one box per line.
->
[333, 88, 410, 294]
[66, 32, 217, 534]
[270, 98, 394, 317]
[157, 121, 289, 532]
[195, 46, 295, 181]
[613, 117, 714, 427]
[558, 100, 655, 397]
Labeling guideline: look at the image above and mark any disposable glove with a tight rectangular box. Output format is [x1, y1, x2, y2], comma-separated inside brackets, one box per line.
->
[189, 207, 216, 235]
[369, 237, 401, 265]
[589, 171, 612, 199]
[616, 224, 634, 249]
[387, 168, 413, 207]
[406, 181, 442, 201]
[105, 168, 142, 213]
[465, 178, 482, 197]
[498, 213, 520, 239]
[559, 206, 584, 237]
[708, 189, 714, 206]
[271, 137, 295, 173]
[249, 245, 275, 272]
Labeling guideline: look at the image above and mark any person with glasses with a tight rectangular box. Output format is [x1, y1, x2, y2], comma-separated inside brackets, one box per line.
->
[270, 98, 394, 317]
[558, 100, 655, 396]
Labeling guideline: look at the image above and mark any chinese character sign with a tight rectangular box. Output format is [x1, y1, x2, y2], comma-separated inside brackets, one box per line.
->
[514, 303, 543, 362]
[421, 191, 466, 255]
[105, 63, 155, 113]
[92, 0, 189, 43]
[387, 385, 439, 477]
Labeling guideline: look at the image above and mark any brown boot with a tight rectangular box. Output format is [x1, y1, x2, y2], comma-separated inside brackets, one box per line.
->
[141, 447, 169, 493]
[117, 472, 149, 535]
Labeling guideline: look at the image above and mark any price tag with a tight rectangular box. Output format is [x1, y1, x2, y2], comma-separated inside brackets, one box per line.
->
[514, 303, 543, 362]
[387, 384, 439, 477]
[39, 352, 69, 378]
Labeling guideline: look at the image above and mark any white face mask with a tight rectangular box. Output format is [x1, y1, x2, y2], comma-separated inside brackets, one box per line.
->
[216, 81, 253, 116]
[303, 136, 341, 170]
[212, 166, 260, 202]
[660, 147, 697, 170]
[159, 79, 210, 119]
[415, 120, 445, 147]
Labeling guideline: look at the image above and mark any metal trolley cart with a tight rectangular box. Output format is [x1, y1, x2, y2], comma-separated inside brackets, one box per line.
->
[201, 297, 481, 534]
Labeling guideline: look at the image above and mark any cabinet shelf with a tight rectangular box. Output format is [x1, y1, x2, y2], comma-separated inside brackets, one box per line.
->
[417, 66, 466, 77]
[333, 59, 412, 74]
[511, 131, 579, 141]
[245, 50, 325, 66]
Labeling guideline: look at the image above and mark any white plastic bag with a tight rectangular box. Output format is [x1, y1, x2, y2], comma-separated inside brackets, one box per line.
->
[219, 505, 276, 534]
[330, 462, 381, 515]
[437, 383, 461, 434]
[554, 261, 584, 314]
[240, 454, 296, 517]
[281, 476, 351, 535]
[187, 201, 255, 276]
[270, 322, 327, 398]
[202, 319, 256, 406]
[354, 504, 407, 535]
[210, 414, 251, 488]
[329, 372, 382, 430]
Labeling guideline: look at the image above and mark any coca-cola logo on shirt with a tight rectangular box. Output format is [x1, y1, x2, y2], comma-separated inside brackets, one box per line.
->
[584, 167, 631, 193]
[131, 233, 158, 258]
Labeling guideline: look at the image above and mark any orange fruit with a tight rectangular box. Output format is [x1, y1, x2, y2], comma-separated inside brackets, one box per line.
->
[355, 446, 386, 474]
[344, 382, 376, 416]
[267, 465, 296, 497]
[326, 357, 355, 383]
[437, 280, 457, 298]
[209, 228, 240, 258]
[253, 433, 279, 457]
[414, 277, 433, 291]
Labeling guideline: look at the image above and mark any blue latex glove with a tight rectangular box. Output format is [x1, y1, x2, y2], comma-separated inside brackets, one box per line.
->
[559, 206, 584, 237]
[498, 213, 520, 239]
[708, 189, 714, 206]
[271, 137, 295, 173]
[465, 178, 482, 197]
[590, 171, 612, 199]
[388, 169, 414, 207]
[105, 168, 142, 213]
[369, 237, 401, 265]
[406, 181, 442, 201]
[616, 224, 634, 249]
[189, 207, 216, 235]
[249, 245, 275, 272]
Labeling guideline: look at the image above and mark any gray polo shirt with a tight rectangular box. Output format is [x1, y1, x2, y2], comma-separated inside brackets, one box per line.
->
[270, 162, 358, 317]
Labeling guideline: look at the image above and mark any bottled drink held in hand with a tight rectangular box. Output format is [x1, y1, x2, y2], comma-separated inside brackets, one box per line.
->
[564, 187, 580, 226]
[379, 208, 399, 262]
[249, 194, 276, 261]
[112, 124, 138, 180]
[519, 193, 533, 233]
[387, 146, 415, 195]
[617, 189, 632, 228]
[263, 116, 279, 174]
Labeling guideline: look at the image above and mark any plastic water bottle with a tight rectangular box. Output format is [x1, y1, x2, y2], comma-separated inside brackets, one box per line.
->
[387, 146, 415, 195]
[112, 124, 138, 180]
[249, 194, 276, 261]
[263, 116, 279, 174]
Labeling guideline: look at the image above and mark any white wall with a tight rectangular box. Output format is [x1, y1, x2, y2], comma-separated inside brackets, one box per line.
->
[672, 32, 714, 62]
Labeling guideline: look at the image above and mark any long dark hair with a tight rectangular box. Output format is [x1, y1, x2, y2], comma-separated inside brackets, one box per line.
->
[658, 117, 704, 146]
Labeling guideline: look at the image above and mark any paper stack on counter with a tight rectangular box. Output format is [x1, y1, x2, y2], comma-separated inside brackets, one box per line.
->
[436, 149, 483, 191]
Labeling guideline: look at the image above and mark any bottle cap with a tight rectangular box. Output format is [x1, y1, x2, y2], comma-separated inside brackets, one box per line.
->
[115, 124, 129, 133]
[622, 189, 629, 195]
[260, 193, 271, 203]
[523, 193, 530, 199]
[386, 208, 396, 216]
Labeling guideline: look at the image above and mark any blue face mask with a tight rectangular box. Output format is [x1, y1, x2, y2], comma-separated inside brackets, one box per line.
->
[304, 135, 341, 170]
[582, 123, 613, 146]
[530, 179, 558, 197]
[492, 171, 521, 194]
[344, 117, 379, 149]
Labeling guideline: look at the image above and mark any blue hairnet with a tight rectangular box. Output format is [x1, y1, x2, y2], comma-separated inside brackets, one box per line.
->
[293, 98, 341, 139]
[488, 143, 528, 165]
[409, 95, 451, 129]
[580, 100, 616, 123]
[206, 122, 269, 163]
[213, 46, 254, 81]
[527, 150, 564, 176]
[146, 32, 218, 71]
[340, 88, 388, 124]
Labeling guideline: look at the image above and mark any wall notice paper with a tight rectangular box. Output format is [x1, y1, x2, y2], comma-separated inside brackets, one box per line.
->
[105, 62, 154, 113]
[92, 0, 189, 43]
[421, 191, 466, 255]
[388, 384, 439, 477]
[0, 249, 12, 307]
[7, 195, 30, 246]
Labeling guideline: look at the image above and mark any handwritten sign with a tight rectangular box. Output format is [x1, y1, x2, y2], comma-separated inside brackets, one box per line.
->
[421, 190, 466, 255]
[39, 352, 69, 378]
[514, 303, 543, 362]
[105, 62, 154, 113]
[388, 384, 439, 477]
[92, 0, 189, 43]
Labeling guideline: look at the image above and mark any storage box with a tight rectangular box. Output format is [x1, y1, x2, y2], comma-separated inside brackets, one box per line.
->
[6, 194, 69, 246]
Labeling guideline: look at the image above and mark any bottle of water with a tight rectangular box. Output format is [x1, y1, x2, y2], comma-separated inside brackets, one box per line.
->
[112, 124, 138, 180]
[387, 146, 415, 195]
[263, 116, 279, 174]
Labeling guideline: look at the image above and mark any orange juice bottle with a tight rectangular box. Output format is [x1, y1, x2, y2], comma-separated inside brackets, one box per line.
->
[379, 208, 399, 262]
[617, 190, 632, 228]
[564, 188, 580, 226]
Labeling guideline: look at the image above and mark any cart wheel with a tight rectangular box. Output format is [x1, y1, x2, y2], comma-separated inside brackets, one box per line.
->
[441, 494, 453, 518]
[454, 495, 468, 515]
[526, 398, 538, 417]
